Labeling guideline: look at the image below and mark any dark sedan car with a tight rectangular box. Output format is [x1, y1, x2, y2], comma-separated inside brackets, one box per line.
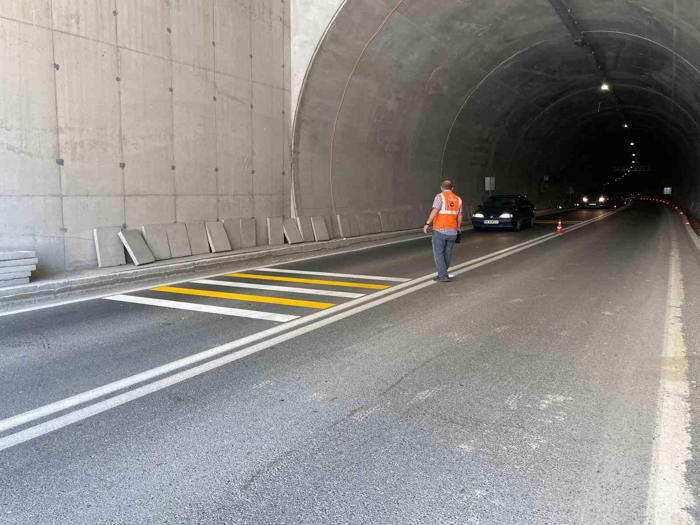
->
[472, 195, 535, 232]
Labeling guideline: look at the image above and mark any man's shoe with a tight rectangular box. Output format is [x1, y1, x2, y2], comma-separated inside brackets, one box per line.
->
[438, 276, 451, 282]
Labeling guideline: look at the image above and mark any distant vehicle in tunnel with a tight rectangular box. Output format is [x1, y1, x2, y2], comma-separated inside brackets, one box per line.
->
[472, 195, 535, 232]
[578, 194, 610, 208]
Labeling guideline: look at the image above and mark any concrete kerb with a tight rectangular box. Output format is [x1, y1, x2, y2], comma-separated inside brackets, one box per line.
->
[682, 214, 700, 254]
[0, 229, 425, 312]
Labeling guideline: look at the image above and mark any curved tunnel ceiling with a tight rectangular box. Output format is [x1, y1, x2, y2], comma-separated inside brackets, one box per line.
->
[293, 0, 700, 223]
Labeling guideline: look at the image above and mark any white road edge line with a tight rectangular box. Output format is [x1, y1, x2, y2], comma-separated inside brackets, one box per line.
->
[191, 279, 365, 299]
[0, 209, 619, 444]
[103, 295, 298, 323]
[255, 268, 409, 282]
[645, 228, 695, 524]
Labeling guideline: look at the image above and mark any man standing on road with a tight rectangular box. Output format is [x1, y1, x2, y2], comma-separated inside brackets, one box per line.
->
[423, 180, 462, 282]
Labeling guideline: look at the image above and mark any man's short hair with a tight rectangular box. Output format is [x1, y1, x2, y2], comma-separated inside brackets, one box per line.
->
[441, 179, 454, 190]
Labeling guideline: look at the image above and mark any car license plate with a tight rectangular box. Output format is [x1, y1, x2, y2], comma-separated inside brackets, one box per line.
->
[484, 220, 499, 224]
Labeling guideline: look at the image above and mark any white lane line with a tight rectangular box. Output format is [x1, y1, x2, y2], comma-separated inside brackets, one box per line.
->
[0, 227, 574, 452]
[103, 295, 298, 323]
[192, 279, 365, 299]
[0, 208, 620, 444]
[645, 230, 695, 524]
[256, 267, 409, 282]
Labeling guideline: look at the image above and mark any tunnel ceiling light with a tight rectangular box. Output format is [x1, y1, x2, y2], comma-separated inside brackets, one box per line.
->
[632, 153, 636, 157]
[600, 82, 611, 91]
[623, 124, 629, 128]
[630, 142, 635, 146]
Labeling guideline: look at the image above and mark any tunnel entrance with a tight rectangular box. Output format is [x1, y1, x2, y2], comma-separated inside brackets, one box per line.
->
[293, 0, 700, 231]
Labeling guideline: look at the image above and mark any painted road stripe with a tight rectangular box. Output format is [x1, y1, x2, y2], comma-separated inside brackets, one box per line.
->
[645, 228, 694, 524]
[151, 286, 334, 309]
[192, 279, 365, 299]
[0, 209, 621, 447]
[227, 273, 390, 290]
[256, 267, 409, 282]
[104, 295, 298, 322]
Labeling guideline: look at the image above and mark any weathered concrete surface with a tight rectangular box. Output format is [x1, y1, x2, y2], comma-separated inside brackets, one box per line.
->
[118, 230, 155, 266]
[93, 227, 126, 268]
[0, 0, 291, 277]
[292, 0, 700, 224]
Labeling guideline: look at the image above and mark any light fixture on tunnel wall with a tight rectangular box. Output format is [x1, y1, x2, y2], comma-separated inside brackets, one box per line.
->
[630, 142, 635, 146]
[600, 82, 611, 91]
[623, 124, 629, 128]
[632, 153, 636, 157]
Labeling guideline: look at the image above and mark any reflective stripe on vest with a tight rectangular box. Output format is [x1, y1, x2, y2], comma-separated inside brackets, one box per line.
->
[433, 191, 461, 230]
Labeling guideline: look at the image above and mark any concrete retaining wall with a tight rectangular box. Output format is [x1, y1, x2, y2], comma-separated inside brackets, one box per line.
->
[0, 0, 291, 277]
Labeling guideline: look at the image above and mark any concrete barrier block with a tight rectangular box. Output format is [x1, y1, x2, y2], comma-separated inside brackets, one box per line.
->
[118, 230, 155, 266]
[0, 257, 38, 268]
[240, 218, 257, 248]
[206, 222, 232, 253]
[165, 223, 192, 258]
[0, 251, 36, 262]
[283, 218, 304, 244]
[297, 217, 315, 242]
[0, 277, 30, 287]
[93, 227, 126, 268]
[141, 225, 172, 260]
[0, 265, 36, 274]
[311, 216, 330, 241]
[355, 213, 381, 235]
[336, 214, 352, 237]
[185, 222, 210, 255]
[267, 217, 284, 246]
[222, 218, 243, 250]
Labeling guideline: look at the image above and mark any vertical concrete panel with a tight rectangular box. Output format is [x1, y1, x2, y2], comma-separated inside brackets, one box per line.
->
[176, 196, 218, 223]
[0, 19, 58, 195]
[170, 0, 213, 68]
[120, 49, 174, 196]
[125, 196, 175, 226]
[117, 0, 171, 58]
[251, 0, 284, 89]
[0, 0, 51, 26]
[54, 33, 122, 195]
[214, 0, 251, 79]
[172, 63, 217, 196]
[63, 196, 124, 270]
[252, 83, 284, 196]
[52, 0, 116, 44]
[216, 74, 252, 198]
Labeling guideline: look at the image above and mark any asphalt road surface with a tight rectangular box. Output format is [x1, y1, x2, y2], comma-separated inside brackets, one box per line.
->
[1, 204, 698, 524]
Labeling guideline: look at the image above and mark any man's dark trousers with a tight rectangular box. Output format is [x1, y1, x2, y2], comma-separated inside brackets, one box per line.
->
[432, 230, 457, 279]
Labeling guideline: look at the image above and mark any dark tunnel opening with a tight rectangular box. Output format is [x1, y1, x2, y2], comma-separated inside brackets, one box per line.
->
[293, 1, 700, 229]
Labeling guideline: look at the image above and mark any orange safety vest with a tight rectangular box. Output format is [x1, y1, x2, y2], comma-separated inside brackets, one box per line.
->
[433, 190, 462, 230]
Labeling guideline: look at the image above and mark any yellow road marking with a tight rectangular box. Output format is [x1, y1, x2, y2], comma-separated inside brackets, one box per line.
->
[226, 273, 390, 290]
[151, 286, 334, 309]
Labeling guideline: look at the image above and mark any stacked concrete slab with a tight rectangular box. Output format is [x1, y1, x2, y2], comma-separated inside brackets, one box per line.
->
[0, 251, 37, 287]
[336, 212, 383, 237]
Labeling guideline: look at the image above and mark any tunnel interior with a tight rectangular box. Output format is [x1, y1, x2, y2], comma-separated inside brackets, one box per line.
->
[293, 0, 700, 227]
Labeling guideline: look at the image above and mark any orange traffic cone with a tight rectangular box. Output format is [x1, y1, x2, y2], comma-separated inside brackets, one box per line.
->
[555, 219, 563, 234]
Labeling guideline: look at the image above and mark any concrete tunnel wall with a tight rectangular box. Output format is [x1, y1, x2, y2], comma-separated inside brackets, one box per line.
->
[0, 1, 290, 277]
[292, 0, 700, 231]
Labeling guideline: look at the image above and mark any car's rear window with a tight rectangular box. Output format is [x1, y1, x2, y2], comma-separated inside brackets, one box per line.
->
[484, 197, 518, 207]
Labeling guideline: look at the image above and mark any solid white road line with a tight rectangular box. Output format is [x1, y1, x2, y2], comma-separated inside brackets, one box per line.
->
[192, 279, 365, 299]
[645, 229, 694, 524]
[0, 209, 620, 447]
[256, 267, 409, 282]
[104, 295, 298, 323]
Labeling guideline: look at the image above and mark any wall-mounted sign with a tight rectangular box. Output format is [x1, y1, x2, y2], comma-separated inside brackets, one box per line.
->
[485, 177, 496, 191]
[663, 187, 672, 195]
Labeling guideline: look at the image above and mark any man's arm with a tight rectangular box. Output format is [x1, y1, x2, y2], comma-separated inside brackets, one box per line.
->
[423, 208, 439, 234]
[457, 212, 463, 232]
